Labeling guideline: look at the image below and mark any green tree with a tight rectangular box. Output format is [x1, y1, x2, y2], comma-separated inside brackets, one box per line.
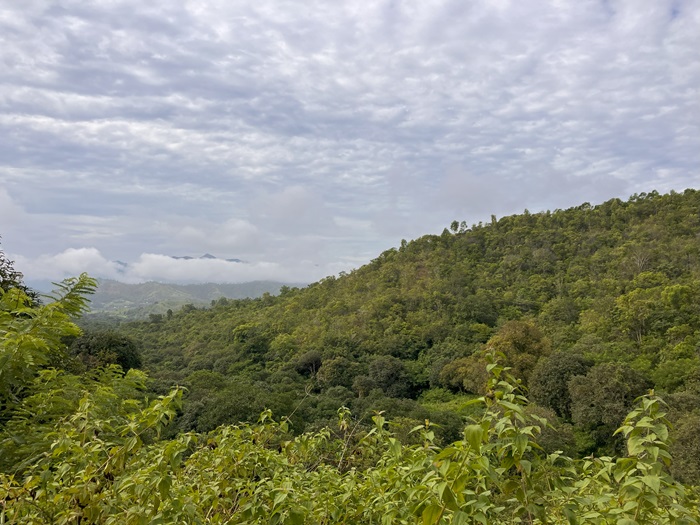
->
[529, 351, 593, 420]
[0, 238, 38, 305]
[317, 356, 361, 389]
[70, 330, 143, 372]
[294, 350, 323, 377]
[668, 412, 700, 485]
[615, 286, 662, 344]
[437, 354, 489, 394]
[569, 362, 652, 453]
[485, 320, 551, 384]
[368, 355, 414, 398]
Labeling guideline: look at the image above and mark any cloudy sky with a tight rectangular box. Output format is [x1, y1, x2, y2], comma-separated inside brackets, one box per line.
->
[1, 0, 698, 285]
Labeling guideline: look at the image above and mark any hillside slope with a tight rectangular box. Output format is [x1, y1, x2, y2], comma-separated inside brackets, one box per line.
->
[114, 189, 700, 471]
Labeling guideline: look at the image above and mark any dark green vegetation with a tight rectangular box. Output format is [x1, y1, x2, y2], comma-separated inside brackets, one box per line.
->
[2, 189, 700, 523]
[82, 278, 305, 320]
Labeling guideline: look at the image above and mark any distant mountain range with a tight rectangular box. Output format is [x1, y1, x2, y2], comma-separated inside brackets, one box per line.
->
[25, 254, 305, 319]
[169, 253, 244, 263]
[82, 278, 306, 319]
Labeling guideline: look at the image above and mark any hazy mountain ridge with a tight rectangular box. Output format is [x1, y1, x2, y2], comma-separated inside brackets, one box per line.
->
[169, 253, 244, 263]
[86, 278, 306, 318]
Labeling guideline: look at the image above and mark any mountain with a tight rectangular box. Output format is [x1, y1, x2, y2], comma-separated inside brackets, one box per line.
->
[112, 189, 700, 474]
[170, 253, 244, 263]
[85, 278, 306, 319]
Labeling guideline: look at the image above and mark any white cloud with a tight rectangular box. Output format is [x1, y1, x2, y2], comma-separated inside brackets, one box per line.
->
[14, 248, 341, 285]
[128, 253, 303, 283]
[13, 248, 124, 281]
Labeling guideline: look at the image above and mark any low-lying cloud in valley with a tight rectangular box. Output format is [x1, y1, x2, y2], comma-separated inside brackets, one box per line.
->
[14, 249, 339, 286]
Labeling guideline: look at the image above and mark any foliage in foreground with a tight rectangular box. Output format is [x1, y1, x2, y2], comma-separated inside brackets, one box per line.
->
[2, 333, 698, 524]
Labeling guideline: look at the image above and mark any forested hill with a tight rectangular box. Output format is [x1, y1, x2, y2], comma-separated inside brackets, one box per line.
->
[3, 190, 700, 522]
[107, 189, 700, 476]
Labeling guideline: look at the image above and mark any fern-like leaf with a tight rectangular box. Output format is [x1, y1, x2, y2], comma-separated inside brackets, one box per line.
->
[44, 273, 98, 317]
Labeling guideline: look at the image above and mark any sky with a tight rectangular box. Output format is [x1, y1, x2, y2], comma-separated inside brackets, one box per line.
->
[1, 0, 699, 286]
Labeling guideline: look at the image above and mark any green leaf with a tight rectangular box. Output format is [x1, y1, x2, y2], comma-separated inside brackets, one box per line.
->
[641, 475, 661, 493]
[452, 511, 470, 525]
[157, 475, 171, 497]
[514, 433, 529, 456]
[273, 490, 288, 508]
[464, 424, 484, 450]
[519, 459, 532, 475]
[422, 504, 443, 525]
[287, 509, 305, 524]
[389, 437, 402, 458]
[614, 457, 637, 482]
[563, 505, 578, 525]
[474, 512, 488, 525]
[439, 485, 459, 513]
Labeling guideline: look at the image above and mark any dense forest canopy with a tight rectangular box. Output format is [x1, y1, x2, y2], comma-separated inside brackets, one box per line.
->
[94, 190, 700, 459]
[2, 188, 700, 523]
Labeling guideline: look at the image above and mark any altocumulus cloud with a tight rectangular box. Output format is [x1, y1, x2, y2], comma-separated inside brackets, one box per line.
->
[0, 0, 698, 284]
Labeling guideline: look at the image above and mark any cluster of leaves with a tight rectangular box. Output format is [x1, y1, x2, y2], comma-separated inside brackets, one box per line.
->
[0, 273, 96, 418]
[2, 349, 697, 524]
[105, 189, 700, 475]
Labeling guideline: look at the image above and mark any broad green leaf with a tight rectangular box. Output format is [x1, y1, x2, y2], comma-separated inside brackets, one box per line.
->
[464, 424, 484, 450]
[422, 504, 443, 525]
[641, 475, 661, 493]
